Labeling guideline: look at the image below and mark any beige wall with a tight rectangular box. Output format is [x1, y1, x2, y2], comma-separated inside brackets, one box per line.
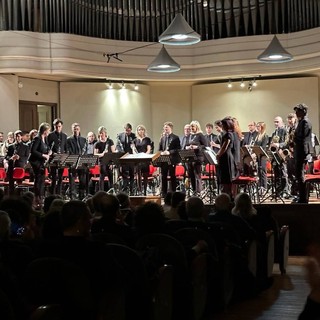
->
[192, 77, 319, 135]
[60, 82, 152, 139]
[0, 75, 19, 133]
[0, 75, 319, 141]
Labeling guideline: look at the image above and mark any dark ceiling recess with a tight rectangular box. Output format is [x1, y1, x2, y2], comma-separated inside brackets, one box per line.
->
[0, 0, 319, 42]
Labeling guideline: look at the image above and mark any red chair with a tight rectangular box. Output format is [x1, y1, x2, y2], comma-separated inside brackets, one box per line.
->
[232, 175, 259, 203]
[175, 165, 185, 191]
[13, 167, 32, 192]
[0, 167, 9, 188]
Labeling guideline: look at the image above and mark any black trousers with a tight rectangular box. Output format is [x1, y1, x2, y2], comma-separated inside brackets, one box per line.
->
[161, 163, 176, 196]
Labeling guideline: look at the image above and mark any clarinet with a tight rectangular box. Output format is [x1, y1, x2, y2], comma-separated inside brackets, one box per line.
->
[117, 134, 124, 152]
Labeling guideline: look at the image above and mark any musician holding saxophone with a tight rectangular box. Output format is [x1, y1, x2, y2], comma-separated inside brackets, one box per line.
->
[270, 116, 290, 198]
[94, 126, 116, 192]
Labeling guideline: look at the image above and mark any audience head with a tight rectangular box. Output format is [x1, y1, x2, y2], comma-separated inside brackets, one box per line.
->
[214, 193, 232, 212]
[171, 192, 186, 209]
[98, 194, 121, 221]
[43, 195, 63, 214]
[186, 196, 205, 220]
[232, 192, 257, 219]
[0, 210, 11, 240]
[60, 200, 92, 237]
[116, 192, 131, 209]
[134, 202, 165, 236]
[0, 196, 32, 238]
[164, 192, 173, 206]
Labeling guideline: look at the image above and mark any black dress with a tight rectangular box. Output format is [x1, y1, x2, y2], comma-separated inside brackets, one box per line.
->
[219, 132, 237, 184]
[134, 137, 152, 173]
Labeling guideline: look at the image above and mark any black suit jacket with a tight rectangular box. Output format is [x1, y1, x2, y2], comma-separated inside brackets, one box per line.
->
[48, 131, 68, 154]
[67, 135, 86, 155]
[242, 131, 258, 146]
[158, 133, 181, 164]
[6, 142, 30, 168]
[116, 132, 136, 153]
[294, 117, 312, 158]
[28, 136, 49, 169]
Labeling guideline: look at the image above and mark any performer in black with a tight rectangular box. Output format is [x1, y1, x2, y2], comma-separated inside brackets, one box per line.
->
[242, 121, 258, 146]
[66, 122, 87, 199]
[216, 117, 237, 198]
[134, 124, 152, 195]
[254, 122, 269, 191]
[4, 130, 30, 195]
[204, 123, 217, 149]
[94, 126, 116, 192]
[292, 103, 312, 203]
[270, 116, 290, 197]
[158, 121, 181, 197]
[28, 122, 51, 207]
[186, 120, 208, 194]
[116, 123, 136, 194]
[47, 118, 68, 195]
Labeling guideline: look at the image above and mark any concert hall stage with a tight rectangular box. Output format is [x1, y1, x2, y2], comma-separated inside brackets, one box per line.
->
[129, 195, 320, 256]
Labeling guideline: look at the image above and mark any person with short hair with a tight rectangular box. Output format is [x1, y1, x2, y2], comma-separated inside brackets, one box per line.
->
[67, 123, 87, 200]
[116, 123, 136, 194]
[28, 122, 52, 207]
[158, 121, 181, 197]
[292, 103, 312, 203]
[47, 118, 68, 195]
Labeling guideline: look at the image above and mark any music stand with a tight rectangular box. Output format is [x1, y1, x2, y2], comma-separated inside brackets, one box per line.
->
[119, 153, 157, 195]
[202, 147, 218, 203]
[101, 152, 126, 194]
[152, 152, 172, 167]
[50, 153, 69, 167]
[177, 149, 197, 196]
[76, 155, 99, 196]
[259, 148, 285, 204]
[61, 155, 80, 199]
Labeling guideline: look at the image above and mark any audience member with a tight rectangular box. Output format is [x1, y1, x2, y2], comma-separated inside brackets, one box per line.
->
[165, 191, 186, 220]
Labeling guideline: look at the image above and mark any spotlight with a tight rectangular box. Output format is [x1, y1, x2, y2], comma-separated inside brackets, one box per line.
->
[252, 78, 257, 87]
[121, 81, 125, 89]
[108, 80, 113, 89]
[240, 79, 245, 88]
[227, 80, 232, 88]
[18, 81, 23, 89]
[134, 82, 139, 90]
[248, 82, 253, 92]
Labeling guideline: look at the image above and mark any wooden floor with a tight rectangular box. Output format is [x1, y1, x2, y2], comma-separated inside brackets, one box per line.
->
[206, 257, 309, 320]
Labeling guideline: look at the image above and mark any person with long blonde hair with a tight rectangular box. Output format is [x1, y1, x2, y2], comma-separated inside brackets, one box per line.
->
[134, 124, 152, 195]
[186, 120, 208, 194]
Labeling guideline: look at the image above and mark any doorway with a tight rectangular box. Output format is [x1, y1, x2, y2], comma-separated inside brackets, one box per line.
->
[19, 101, 58, 132]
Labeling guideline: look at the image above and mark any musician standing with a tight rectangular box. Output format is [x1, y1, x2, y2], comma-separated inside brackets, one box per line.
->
[47, 118, 68, 195]
[67, 123, 87, 200]
[116, 123, 136, 194]
[180, 124, 191, 150]
[270, 116, 290, 197]
[187, 120, 208, 194]
[292, 104, 312, 203]
[4, 130, 30, 195]
[242, 122, 258, 146]
[254, 122, 269, 191]
[204, 123, 217, 149]
[158, 121, 181, 197]
[28, 122, 51, 207]
[216, 117, 237, 198]
[94, 126, 116, 192]
[134, 124, 152, 195]
[242, 121, 258, 176]
[84, 132, 97, 155]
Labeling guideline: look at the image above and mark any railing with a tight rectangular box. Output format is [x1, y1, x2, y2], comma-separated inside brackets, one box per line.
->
[0, 0, 320, 41]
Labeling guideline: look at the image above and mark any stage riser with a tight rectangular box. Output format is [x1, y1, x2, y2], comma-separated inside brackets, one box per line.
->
[129, 196, 161, 207]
